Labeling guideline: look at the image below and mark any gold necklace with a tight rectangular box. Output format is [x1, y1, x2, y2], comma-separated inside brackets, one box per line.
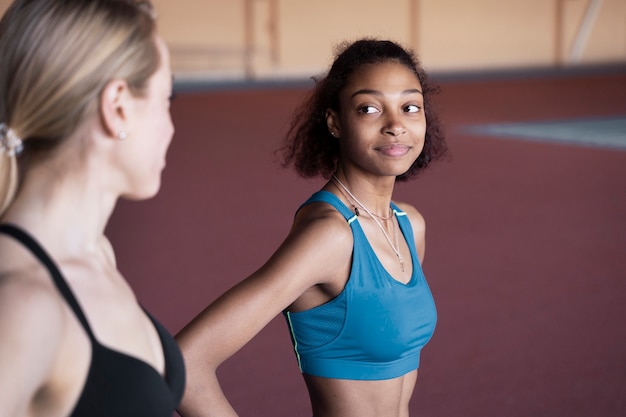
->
[332, 175, 404, 272]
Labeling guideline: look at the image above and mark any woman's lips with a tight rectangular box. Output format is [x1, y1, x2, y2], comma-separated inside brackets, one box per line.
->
[376, 144, 411, 157]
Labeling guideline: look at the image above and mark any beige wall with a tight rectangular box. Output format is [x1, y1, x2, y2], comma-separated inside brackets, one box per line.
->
[421, 0, 556, 70]
[1, 0, 625, 80]
[156, 0, 626, 79]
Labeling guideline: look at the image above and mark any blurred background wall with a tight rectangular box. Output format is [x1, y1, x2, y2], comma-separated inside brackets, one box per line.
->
[1, 0, 623, 80]
[150, 0, 625, 79]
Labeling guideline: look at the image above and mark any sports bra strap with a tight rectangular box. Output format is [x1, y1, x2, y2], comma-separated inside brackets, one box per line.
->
[0, 224, 96, 341]
[299, 190, 357, 222]
[301, 191, 409, 225]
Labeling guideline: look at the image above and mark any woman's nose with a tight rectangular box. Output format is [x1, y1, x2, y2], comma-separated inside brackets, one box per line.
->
[382, 113, 406, 136]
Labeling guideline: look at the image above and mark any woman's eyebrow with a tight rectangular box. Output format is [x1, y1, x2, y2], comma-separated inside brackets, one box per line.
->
[350, 88, 423, 98]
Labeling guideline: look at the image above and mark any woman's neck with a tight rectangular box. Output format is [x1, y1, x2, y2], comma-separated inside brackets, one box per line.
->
[330, 170, 396, 216]
[2, 162, 117, 259]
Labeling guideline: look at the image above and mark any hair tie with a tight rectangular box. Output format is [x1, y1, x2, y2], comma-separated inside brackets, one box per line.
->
[0, 123, 24, 157]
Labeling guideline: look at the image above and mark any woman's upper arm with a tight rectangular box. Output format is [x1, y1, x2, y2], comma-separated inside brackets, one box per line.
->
[176, 207, 352, 368]
[0, 277, 64, 416]
[175, 205, 352, 416]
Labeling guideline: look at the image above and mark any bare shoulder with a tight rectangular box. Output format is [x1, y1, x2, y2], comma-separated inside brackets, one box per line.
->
[0, 232, 66, 365]
[394, 201, 426, 231]
[0, 271, 66, 408]
[285, 200, 354, 280]
[292, 200, 354, 244]
[0, 234, 64, 321]
[0, 271, 65, 353]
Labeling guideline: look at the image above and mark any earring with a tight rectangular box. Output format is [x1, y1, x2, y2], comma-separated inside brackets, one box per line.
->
[117, 131, 127, 140]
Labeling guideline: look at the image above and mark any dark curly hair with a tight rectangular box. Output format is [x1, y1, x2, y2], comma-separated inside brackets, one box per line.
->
[278, 38, 447, 181]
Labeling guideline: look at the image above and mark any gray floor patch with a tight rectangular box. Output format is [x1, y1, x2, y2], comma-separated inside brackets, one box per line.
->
[464, 116, 626, 151]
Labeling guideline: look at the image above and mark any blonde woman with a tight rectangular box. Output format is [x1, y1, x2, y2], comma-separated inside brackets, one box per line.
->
[0, 1, 184, 416]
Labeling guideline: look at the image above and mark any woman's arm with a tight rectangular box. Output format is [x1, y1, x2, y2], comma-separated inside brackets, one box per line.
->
[0, 277, 64, 417]
[176, 206, 353, 417]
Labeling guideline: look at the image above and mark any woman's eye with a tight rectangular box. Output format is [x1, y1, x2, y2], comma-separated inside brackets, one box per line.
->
[404, 104, 421, 113]
[358, 105, 379, 114]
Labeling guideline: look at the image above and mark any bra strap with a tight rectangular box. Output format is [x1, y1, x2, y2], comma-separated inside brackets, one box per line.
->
[0, 224, 96, 341]
[299, 190, 357, 222]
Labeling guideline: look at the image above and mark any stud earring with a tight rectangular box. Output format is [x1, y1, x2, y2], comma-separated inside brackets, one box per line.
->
[117, 131, 127, 140]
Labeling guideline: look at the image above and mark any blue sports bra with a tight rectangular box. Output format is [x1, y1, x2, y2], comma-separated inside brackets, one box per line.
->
[0, 224, 185, 417]
[283, 191, 437, 380]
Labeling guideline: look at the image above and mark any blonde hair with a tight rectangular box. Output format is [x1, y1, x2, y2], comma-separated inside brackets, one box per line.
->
[0, 0, 159, 215]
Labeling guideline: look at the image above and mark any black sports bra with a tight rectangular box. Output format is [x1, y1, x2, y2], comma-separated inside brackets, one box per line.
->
[0, 224, 185, 417]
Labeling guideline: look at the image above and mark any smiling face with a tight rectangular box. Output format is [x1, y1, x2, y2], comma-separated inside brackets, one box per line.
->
[327, 60, 427, 180]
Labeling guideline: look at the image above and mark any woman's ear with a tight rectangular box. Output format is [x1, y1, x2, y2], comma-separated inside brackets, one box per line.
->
[325, 109, 341, 138]
[100, 79, 130, 139]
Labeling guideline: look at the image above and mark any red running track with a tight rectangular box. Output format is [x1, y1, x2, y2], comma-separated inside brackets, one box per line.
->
[106, 70, 626, 417]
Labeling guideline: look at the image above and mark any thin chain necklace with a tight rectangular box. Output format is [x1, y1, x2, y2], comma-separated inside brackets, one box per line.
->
[331, 174, 404, 272]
